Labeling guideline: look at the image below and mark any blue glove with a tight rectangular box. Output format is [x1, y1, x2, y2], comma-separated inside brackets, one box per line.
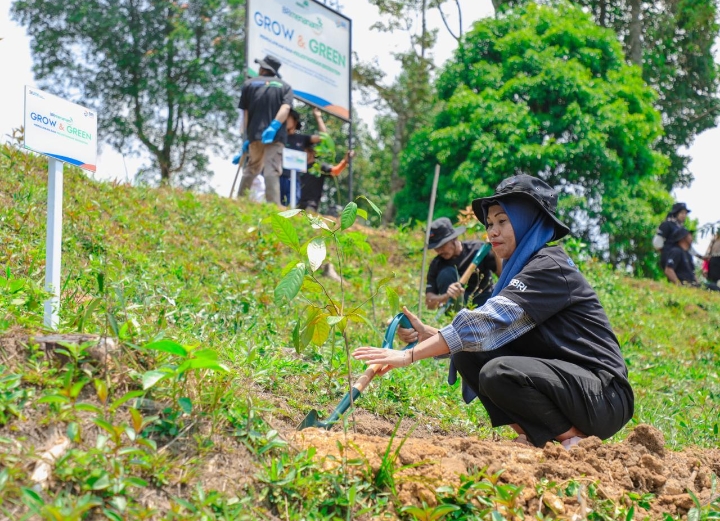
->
[231, 141, 250, 164]
[261, 119, 282, 144]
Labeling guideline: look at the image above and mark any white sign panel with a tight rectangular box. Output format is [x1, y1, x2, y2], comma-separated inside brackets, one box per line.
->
[282, 147, 308, 172]
[24, 86, 98, 172]
[247, 0, 351, 121]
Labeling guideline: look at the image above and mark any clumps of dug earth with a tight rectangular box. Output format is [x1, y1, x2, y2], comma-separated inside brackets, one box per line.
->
[291, 424, 720, 519]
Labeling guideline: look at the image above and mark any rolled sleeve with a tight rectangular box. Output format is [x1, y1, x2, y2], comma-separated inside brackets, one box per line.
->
[439, 325, 464, 355]
[439, 296, 536, 354]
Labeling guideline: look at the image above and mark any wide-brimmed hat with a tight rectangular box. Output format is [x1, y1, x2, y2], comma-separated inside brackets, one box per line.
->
[254, 54, 282, 77]
[670, 202, 691, 216]
[428, 217, 466, 249]
[471, 175, 570, 241]
[668, 226, 692, 244]
[288, 109, 303, 130]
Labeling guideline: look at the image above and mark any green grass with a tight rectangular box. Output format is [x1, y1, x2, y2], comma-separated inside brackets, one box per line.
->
[1, 142, 720, 519]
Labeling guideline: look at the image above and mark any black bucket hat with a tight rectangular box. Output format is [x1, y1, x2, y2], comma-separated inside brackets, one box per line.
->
[668, 226, 692, 244]
[670, 202, 690, 216]
[254, 54, 282, 77]
[428, 217, 466, 249]
[472, 174, 570, 241]
[288, 109, 303, 130]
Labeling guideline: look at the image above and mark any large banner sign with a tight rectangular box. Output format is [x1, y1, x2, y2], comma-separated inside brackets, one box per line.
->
[24, 86, 98, 172]
[247, 0, 351, 121]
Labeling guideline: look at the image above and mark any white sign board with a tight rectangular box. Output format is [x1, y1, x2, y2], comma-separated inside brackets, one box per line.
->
[24, 86, 98, 172]
[247, 0, 351, 121]
[282, 147, 308, 172]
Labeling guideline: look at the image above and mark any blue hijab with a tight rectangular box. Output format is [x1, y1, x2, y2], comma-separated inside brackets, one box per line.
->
[490, 198, 555, 297]
[449, 196, 555, 403]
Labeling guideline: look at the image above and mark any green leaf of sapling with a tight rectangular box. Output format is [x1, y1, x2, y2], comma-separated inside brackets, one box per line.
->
[341, 202, 358, 230]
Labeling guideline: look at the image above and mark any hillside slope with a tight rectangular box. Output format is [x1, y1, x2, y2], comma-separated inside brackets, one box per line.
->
[1, 145, 719, 519]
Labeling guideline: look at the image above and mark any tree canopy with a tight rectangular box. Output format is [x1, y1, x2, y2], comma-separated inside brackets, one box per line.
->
[495, 0, 720, 190]
[395, 1, 672, 273]
[12, 0, 246, 187]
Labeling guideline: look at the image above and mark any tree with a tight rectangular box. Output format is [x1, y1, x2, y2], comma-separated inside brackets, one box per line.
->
[12, 0, 246, 187]
[395, 2, 672, 274]
[495, 0, 720, 190]
[353, 0, 443, 224]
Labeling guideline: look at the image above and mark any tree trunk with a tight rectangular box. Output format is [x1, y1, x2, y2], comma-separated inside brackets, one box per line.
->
[598, 0, 607, 27]
[382, 116, 406, 225]
[160, 162, 171, 185]
[421, 0, 427, 59]
[628, 0, 643, 66]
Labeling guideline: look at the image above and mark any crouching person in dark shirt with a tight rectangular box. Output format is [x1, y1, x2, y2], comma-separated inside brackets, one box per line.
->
[297, 145, 353, 213]
[664, 227, 720, 291]
[353, 174, 634, 449]
[425, 217, 500, 311]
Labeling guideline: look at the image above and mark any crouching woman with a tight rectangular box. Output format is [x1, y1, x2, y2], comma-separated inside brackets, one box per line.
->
[353, 175, 633, 448]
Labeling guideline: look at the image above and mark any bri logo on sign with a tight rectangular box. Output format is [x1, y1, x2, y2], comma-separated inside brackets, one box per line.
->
[30, 112, 56, 127]
[254, 11, 294, 40]
[508, 279, 527, 292]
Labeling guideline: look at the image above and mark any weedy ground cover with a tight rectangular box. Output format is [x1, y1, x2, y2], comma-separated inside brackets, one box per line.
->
[1, 144, 719, 519]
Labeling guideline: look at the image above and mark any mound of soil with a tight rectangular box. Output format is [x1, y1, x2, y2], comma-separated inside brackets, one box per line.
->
[291, 424, 720, 519]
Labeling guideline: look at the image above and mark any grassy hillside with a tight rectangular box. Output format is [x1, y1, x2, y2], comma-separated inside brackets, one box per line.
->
[1, 143, 719, 519]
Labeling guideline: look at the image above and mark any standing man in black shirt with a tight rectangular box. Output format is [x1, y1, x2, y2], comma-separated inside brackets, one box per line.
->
[425, 218, 500, 310]
[236, 55, 294, 205]
[281, 107, 327, 207]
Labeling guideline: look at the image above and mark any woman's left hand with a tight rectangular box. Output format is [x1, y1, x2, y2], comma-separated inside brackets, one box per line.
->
[353, 346, 412, 370]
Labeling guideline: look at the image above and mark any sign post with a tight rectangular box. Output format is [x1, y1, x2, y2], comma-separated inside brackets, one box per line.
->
[44, 158, 64, 329]
[282, 148, 307, 208]
[23, 86, 98, 329]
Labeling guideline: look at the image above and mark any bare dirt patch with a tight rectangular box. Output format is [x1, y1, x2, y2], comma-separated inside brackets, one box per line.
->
[291, 424, 720, 519]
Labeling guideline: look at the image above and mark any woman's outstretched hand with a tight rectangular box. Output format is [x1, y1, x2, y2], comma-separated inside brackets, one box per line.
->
[352, 345, 412, 376]
[397, 306, 433, 345]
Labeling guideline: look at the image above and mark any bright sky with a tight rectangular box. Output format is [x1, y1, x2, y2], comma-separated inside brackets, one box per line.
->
[1, 1, 718, 251]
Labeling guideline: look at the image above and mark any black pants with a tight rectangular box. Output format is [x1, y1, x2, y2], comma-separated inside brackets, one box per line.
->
[708, 257, 720, 284]
[436, 266, 492, 308]
[298, 173, 325, 212]
[452, 348, 633, 447]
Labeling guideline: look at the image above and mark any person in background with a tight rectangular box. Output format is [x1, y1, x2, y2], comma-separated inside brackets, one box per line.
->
[354, 174, 634, 449]
[297, 145, 353, 214]
[424, 217, 500, 311]
[281, 107, 327, 207]
[664, 227, 720, 291]
[235, 54, 293, 205]
[653, 202, 705, 264]
[704, 230, 720, 284]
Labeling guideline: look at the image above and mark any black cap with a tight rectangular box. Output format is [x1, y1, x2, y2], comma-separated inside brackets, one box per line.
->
[668, 226, 692, 244]
[670, 202, 690, 216]
[427, 217, 466, 249]
[254, 54, 282, 77]
[472, 174, 570, 241]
